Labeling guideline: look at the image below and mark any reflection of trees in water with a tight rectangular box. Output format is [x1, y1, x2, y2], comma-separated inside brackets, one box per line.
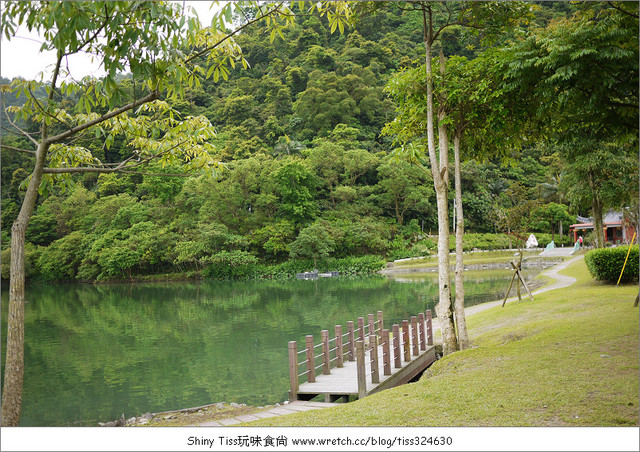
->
[0, 271, 533, 426]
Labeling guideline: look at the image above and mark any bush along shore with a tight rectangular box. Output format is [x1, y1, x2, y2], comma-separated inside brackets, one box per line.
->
[2, 231, 574, 284]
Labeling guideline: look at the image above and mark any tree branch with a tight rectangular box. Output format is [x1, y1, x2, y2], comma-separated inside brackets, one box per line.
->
[184, 2, 285, 65]
[42, 166, 192, 177]
[2, 108, 40, 147]
[0, 144, 36, 155]
[607, 1, 639, 18]
[63, 4, 111, 57]
[43, 138, 191, 174]
[46, 91, 159, 144]
[28, 86, 75, 132]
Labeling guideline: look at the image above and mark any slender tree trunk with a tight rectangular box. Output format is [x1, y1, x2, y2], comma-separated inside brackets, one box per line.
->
[587, 171, 605, 248]
[422, 6, 457, 355]
[453, 133, 468, 350]
[2, 140, 49, 426]
[438, 50, 449, 180]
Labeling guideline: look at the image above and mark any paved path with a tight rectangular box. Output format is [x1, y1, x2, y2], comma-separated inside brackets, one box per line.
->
[195, 256, 584, 427]
[434, 254, 585, 325]
[196, 401, 340, 426]
[539, 247, 577, 257]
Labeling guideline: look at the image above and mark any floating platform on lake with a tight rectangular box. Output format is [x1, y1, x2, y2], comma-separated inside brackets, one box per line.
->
[288, 310, 436, 403]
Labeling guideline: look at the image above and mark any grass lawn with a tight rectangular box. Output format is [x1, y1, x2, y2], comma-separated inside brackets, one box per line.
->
[249, 258, 639, 427]
[391, 250, 554, 269]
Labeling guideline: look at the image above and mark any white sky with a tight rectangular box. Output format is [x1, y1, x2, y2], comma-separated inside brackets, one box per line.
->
[0, 1, 220, 81]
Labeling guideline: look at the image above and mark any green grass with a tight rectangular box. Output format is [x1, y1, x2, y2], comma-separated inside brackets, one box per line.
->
[249, 259, 639, 426]
[391, 250, 555, 269]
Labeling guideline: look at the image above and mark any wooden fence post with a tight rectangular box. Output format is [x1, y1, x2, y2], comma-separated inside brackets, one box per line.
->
[425, 310, 433, 346]
[347, 321, 355, 361]
[288, 341, 298, 402]
[411, 316, 419, 356]
[305, 335, 315, 383]
[381, 329, 391, 376]
[392, 324, 401, 368]
[368, 313, 375, 337]
[418, 313, 426, 351]
[321, 330, 330, 375]
[335, 325, 343, 368]
[358, 317, 365, 342]
[356, 340, 366, 399]
[377, 311, 384, 334]
[402, 319, 411, 362]
[370, 334, 379, 384]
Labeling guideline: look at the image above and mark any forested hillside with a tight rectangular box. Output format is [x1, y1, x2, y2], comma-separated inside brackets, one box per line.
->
[1, 1, 636, 282]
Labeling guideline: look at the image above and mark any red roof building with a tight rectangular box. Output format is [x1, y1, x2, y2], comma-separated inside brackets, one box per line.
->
[569, 211, 636, 245]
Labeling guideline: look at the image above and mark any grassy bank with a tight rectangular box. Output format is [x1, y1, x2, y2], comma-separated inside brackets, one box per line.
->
[389, 250, 561, 270]
[249, 258, 639, 427]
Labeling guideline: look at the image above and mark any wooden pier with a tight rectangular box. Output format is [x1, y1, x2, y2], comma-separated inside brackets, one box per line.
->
[288, 310, 436, 403]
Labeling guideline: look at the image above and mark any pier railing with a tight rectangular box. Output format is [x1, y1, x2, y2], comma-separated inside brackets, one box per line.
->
[288, 310, 433, 401]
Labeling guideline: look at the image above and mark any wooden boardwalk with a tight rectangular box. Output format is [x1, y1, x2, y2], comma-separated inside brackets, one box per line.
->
[288, 311, 437, 403]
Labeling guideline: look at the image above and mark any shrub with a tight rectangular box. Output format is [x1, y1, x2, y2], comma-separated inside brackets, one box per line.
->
[203, 250, 259, 279]
[37, 231, 87, 281]
[256, 255, 386, 280]
[535, 233, 573, 248]
[1, 243, 42, 281]
[585, 246, 639, 284]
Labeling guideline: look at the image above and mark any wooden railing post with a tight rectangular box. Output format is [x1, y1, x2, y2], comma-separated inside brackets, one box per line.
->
[411, 316, 419, 356]
[377, 311, 384, 334]
[356, 340, 366, 399]
[368, 313, 375, 337]
[321, 330, 330, 375]
[402, 319, 411, 362]
[358, 317, 365, 342]
[288, 341, 298, 402]
[392, 324, 401, 368]
[425, 309, 433, 346]
[370, 334, 379, 384]
[418, 313, 426, 351]
[306, 335, 315, 383]
[381, 329, 391, 376]
[335, 325, 343, 368]
[347, 321, 355, 361]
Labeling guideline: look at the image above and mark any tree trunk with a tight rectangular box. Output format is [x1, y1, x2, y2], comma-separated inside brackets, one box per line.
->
[2, 140, 49, 426]
[422, 6, 457, 355]
[587, 171, 605, 248]
[438, 50, 449, 180]
[453, 133, 468, 350]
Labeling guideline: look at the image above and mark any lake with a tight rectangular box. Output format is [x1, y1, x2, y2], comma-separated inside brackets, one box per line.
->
[0, 268, 540, 426]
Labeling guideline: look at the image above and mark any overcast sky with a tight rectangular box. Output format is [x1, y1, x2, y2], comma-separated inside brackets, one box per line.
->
[0, 1, 220, 81]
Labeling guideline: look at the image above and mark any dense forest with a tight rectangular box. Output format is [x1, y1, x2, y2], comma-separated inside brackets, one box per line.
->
[1, 1, 637, 282]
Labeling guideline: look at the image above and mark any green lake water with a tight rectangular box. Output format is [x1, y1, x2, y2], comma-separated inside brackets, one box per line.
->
[1, 268, 540, 426]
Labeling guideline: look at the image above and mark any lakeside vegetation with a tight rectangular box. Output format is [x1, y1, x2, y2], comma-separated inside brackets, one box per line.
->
[247, 258, 639, 427]
[2, 2, 635, 285]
